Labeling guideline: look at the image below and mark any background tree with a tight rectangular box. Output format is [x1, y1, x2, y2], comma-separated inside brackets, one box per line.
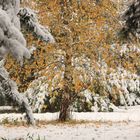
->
[121, 0, 140, 41]
[120, 0, 140, 74]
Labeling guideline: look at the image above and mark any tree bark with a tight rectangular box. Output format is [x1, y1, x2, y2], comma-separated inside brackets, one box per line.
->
[59, 51, 75, 121]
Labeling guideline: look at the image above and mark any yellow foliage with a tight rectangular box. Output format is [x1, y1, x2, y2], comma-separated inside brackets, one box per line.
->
[5, 0, 139, 93]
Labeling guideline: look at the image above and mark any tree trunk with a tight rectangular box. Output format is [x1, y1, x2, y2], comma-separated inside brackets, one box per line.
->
[59, 0, 75, 121]
[59, 51, 75, 121]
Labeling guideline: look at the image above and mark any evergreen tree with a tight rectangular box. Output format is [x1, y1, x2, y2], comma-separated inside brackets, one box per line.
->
[0, 0, 54, 125]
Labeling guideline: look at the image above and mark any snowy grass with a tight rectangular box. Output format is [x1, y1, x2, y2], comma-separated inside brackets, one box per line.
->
[0, 106, 140, 125]
[0, 121, 140, 140]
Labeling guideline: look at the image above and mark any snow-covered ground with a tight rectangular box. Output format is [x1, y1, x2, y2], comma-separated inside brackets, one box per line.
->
[0, 106, 140, 123]
[0, 122, 140, 140]
[0, 106, 140, 140]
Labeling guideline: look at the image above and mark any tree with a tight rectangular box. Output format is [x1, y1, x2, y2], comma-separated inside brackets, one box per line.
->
[56, 0, 76, 121]
[32, 0, 118, 121]
[57, 0, 120, 121]
[120, 0, 140, 73]
[0, 0, 54, 125]
[31, 0, 140, 117]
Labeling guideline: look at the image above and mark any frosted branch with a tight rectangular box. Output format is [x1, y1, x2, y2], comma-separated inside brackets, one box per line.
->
[18, 8, 55, 43]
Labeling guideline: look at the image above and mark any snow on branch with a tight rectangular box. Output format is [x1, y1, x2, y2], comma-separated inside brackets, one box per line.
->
[18, 8, 55, 43]
[0, 0, 36, 125]
[0, 8, 30, 65]
[0, 60, 35, 125]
